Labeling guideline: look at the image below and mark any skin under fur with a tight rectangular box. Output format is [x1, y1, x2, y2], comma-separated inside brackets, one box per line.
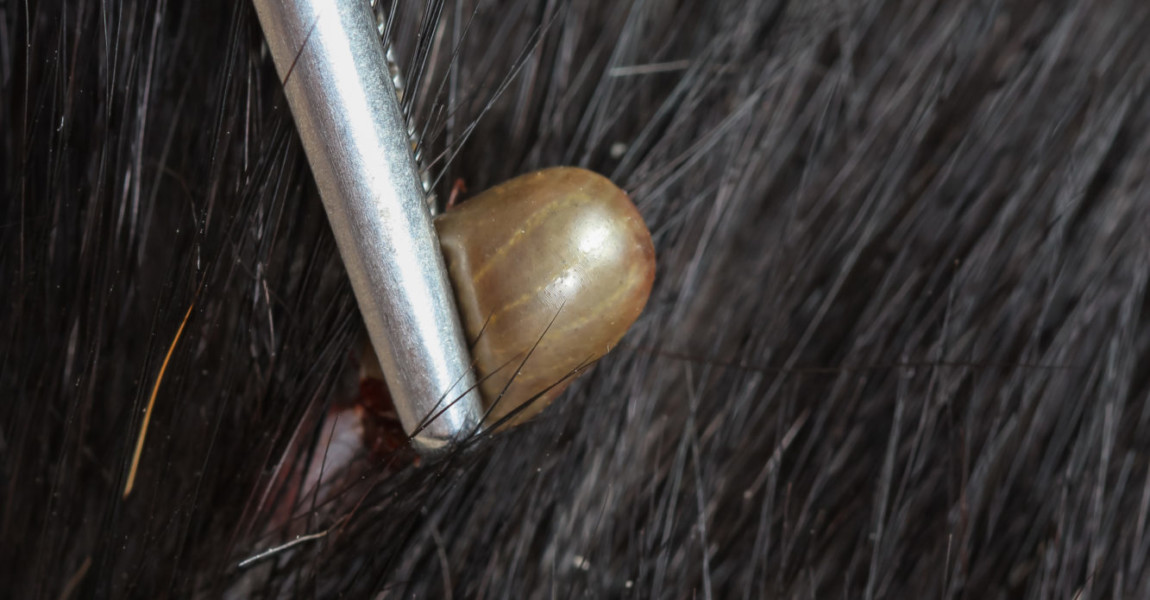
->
[4, 0, 1150, 597]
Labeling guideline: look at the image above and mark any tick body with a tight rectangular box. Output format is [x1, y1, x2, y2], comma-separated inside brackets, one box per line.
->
[436, 167, 656, 427]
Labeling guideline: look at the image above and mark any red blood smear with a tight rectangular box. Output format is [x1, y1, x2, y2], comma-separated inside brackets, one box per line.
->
[357, 377, 416, 462]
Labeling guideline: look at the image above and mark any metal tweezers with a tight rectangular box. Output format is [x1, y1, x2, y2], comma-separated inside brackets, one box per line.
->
[251, 0, 484, 454]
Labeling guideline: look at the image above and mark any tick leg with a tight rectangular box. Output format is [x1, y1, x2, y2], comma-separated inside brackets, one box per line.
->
[445, 178, 469, 211]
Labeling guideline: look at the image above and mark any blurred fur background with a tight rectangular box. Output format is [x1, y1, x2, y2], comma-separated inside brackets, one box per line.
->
[5, 0, 1150, 597]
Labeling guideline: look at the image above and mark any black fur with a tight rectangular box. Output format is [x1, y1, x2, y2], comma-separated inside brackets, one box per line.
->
[5, 0, 1150, 597]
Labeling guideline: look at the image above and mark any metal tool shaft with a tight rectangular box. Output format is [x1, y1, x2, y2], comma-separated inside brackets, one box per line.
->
[252, 0, 483, 453]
